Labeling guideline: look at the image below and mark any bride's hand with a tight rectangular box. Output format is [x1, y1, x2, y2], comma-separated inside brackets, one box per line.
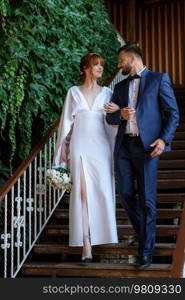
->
[60, 141, 69, 163]
[104, 102, 120, 113]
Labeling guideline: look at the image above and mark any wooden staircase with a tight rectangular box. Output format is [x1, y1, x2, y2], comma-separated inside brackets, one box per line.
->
[20, 89, 185, 278]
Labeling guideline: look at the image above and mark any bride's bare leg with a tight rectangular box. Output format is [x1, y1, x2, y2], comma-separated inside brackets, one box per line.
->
[80, 160, 92, 258]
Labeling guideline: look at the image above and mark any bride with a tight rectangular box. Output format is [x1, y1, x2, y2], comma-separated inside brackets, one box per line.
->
[52, 53, 119, 262]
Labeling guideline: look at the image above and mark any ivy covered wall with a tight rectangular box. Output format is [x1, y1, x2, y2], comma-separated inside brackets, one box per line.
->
[0, 0, 120, 186]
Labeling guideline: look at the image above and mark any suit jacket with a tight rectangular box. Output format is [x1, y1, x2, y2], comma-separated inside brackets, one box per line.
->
[106, 68, 180, 157]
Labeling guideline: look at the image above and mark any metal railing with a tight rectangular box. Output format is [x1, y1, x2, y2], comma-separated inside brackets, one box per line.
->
[0, 128, 66, 278]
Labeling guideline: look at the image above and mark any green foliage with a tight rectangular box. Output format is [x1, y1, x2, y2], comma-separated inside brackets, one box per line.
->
[0, 0, 120, 177]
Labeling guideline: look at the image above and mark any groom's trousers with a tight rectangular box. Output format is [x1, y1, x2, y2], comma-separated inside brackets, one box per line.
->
[115, 135, 159, 257]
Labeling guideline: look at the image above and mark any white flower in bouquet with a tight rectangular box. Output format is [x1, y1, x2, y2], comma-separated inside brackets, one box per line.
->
[62, 173, 71, 183]
[46, 168, 72, 191]
[46, 169, 54, 178]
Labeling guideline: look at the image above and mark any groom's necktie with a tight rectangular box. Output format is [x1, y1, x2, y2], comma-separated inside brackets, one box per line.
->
[127, 74, 141, 81]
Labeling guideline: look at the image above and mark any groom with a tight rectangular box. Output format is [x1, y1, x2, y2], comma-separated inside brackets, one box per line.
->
[106, 43, 179, 269]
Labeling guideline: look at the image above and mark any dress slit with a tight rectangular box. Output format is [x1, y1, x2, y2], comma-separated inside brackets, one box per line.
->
[79, 155, 91, 242]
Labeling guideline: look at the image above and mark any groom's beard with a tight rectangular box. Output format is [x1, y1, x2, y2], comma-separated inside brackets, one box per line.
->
[121, 64, 132, 76]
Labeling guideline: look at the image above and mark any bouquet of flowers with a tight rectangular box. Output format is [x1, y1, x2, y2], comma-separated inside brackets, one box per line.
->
[46, 168, 72, 191]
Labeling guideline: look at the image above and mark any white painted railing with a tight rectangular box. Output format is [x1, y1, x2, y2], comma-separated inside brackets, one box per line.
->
[0, 132, 66, 278]
[109, 69, 125, 90]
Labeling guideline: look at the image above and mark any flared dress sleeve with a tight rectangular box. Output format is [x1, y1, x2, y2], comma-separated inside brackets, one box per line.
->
[52, 88, 75, 169]
[103, 87, 118, 153]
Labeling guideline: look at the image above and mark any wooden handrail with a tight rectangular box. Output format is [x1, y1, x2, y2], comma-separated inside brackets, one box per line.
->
[170, 201, 185, 278]
[0, 71, 118, 202]
[0, 119, 59, 201]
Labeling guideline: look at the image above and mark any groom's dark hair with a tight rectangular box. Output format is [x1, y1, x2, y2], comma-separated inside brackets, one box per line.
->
[118, 43, 143, 59]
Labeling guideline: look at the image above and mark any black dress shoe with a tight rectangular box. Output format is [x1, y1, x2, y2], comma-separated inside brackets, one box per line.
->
[135, 256, 152, 269]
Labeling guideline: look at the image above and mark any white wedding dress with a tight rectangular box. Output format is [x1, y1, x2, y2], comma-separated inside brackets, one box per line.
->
[52, 85, 118, 246]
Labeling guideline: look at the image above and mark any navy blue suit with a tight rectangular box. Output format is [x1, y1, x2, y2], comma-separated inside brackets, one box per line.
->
[106, 68, 179, 257]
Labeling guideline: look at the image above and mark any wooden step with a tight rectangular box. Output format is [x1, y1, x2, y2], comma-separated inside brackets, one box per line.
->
[172, 140, 185, 149]
[62, 193, 185, 204]
[159, 160, 185, 169]
[46, 224, 179, 237]
[34, 242, 175, 256]
[161, 150, 185, 159]
[137, 179, 185, 189]
[176, 124, 185, 131]
[157, 170, 185, 179]
[156, 193, 185, 203]
[21, 262, 171, 277]
[117, 225, 179, 236]
[157, 179, 185, 189]
[55, 208, 182, 220]
[174, 132, 185, 140]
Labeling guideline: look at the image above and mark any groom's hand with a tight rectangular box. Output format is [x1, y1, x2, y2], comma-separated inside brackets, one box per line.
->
[150, 138, 165, 158]
[120, 107, 135, 120]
